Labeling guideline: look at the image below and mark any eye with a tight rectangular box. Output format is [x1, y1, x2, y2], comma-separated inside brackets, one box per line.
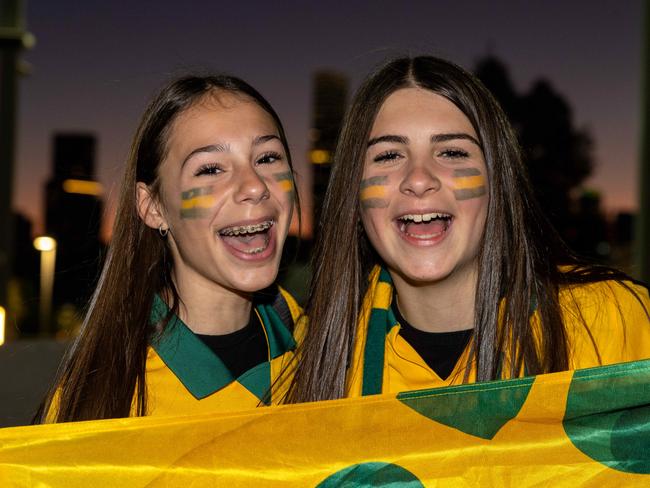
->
[256, 151, 283, 165]
[373, 150, 402, 163]
[194, 163, 223, 177]
[437, 148, 470, 159]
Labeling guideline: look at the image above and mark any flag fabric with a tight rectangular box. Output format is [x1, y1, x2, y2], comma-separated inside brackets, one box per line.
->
[1, 359, 649, 487]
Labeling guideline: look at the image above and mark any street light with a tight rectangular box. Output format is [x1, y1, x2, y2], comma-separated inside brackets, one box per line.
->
[34, 236, 56, 335]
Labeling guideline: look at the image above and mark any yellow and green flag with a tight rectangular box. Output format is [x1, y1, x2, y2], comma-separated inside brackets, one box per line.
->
[1, 359, 649, 487]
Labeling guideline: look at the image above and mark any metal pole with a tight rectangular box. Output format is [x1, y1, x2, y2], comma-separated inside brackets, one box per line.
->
[637, 0, 650, 282]
[38, 248, 55, 334]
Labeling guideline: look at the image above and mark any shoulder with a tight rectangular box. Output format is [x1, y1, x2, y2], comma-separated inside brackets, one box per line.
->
[559, 278, 649, 317]
[559, 278, 650, 367]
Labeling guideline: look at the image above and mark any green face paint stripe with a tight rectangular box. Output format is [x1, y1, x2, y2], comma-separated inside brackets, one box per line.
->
[272, 171, 293, 182]
[181, 186, 214, 200]
[360, 175, 388, 189]
[361, 198, 389, 209]
[180, 207, 212, 218]
[453, 167, 482, 177]
[454, 187, 487, 200]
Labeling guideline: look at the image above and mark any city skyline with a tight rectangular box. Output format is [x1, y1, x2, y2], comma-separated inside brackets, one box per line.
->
[13, 0, 645, 239]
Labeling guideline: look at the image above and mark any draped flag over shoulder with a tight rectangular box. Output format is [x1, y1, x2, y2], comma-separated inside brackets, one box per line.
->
[1, 359, 650, 487]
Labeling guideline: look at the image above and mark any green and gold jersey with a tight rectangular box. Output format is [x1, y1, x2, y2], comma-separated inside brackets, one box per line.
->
[45, 287, 302, 421]
[141, 288, 302, 416]
[347, 266, 650, 396]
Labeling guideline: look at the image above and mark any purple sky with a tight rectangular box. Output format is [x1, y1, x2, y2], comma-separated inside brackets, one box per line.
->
[14, 0, 644, 238]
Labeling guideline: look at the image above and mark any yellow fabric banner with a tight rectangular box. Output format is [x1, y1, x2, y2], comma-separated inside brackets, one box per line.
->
[1, 359, 649, 487]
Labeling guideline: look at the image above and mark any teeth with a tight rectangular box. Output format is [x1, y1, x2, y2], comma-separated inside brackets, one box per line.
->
[399, 212, 450, 222]
[241, 246, 266, 255]
[220, 220, 273, 237]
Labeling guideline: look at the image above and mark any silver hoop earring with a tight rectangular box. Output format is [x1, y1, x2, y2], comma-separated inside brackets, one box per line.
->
[158, 224, 169, 237]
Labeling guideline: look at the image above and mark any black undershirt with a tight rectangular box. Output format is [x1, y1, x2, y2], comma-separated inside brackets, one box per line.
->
[194, 310, 267, 379]
[392, 299, 472, 380]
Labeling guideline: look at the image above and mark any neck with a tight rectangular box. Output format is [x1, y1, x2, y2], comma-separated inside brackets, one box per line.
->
[390, 265, 477, 333]
[170, 267, 253, 335]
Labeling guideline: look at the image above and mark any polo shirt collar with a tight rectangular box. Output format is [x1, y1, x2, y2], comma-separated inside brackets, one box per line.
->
[149, 294, 295, 399]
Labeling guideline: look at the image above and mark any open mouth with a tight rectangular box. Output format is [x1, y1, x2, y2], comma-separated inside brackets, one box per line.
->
[218, 219, 274, 255]
[396, 212, 453, 240]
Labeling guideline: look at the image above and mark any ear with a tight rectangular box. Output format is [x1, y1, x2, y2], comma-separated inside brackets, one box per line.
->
[136, 182, 168, 231]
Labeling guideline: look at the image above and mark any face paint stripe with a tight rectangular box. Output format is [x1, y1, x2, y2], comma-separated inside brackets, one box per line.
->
[272, 171, 293, 182]
[273, 171, 294, 194]
[278, 180, 293, 192]
[453, 167, 482, 177]
[181, 194, 217, 210]
[181, 186, 214, 200]
[454, 175, 486, 189]
[180, 207, 213, 218]
[361, 198, 389, 209]
[454, 186, 487, 200]
[360, 175, 388, 189]
[360, 186, 386, 200]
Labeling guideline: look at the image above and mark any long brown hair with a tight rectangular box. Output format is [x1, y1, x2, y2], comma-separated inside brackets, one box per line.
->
[287, 56, 646, 403]
[36, 75, 297, 422]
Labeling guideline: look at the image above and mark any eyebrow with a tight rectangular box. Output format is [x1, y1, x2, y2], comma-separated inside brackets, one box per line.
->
[367, 132, 482, 149]
[181, 134, 280, 167]
[253, 134, 281, 146]
[182, 143, 229, 167]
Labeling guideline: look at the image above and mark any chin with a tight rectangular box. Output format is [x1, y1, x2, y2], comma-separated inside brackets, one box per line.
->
[391, 261, 453, 285]
[231, 269, 278, 294]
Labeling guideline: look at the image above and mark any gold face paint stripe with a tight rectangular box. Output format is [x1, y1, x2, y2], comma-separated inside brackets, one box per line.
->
[454, 175, 486, 189]
[181, 194, 216, 210]
[360, 186, 386, 200]
[180, 186, 216, 219]
[273, 171, 294, 193]
[360, 176, 388, 209]
[454, 187, 487, 200]
[453, 168, 482, 177]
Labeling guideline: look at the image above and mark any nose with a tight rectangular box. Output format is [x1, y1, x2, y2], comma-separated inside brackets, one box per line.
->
[234, 165, 270, 204]
[399, 161, 441, 197]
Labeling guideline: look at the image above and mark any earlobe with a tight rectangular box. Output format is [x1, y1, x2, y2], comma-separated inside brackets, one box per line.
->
[136, 182, 167, 230]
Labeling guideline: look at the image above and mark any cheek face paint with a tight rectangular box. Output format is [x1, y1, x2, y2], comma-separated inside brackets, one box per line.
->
[452, 167, 487, 200]
[273, 170, 295, 203]
[180, 185, 216, 218]
[360, 175, 389, 209]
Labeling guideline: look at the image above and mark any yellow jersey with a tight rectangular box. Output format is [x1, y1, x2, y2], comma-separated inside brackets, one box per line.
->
[46, 287, 302, 421]
[347, 266, 650, 396]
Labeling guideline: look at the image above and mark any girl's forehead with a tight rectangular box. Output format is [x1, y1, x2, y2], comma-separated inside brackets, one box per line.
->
[370, 88, 477, 138]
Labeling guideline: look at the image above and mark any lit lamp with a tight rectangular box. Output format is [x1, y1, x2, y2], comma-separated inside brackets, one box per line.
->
[33, 236, 57, 334]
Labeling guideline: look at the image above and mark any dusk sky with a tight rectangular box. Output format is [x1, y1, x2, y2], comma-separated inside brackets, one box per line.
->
[14, 0, 644, 238]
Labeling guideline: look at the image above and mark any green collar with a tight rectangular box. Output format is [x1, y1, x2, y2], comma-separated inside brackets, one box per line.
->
[150, 294, 295, 400]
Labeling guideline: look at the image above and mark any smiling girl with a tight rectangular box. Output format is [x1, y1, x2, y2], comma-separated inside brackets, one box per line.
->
[287, 56, 650, 402]
[37, 75, 301, 422]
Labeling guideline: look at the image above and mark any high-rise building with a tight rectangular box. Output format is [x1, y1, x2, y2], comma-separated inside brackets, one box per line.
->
[310, 71, 348, 230]
[44, 133, 104, 333]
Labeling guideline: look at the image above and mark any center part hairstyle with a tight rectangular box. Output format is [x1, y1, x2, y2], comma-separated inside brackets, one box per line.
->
[36, 74, 297, 422]
[287, 56, 637, 403]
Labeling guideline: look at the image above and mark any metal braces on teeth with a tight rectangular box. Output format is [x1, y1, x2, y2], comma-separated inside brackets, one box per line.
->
[220, 220, 273, 236]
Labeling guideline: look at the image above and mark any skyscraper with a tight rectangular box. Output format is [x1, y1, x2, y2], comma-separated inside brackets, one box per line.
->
[44, 133, 104, 334]
[310, 71, 348, 230]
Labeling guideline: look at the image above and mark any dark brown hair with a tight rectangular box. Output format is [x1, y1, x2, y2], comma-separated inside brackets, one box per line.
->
[287, 56, 646, 402]
[36, 74, 296, 422]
